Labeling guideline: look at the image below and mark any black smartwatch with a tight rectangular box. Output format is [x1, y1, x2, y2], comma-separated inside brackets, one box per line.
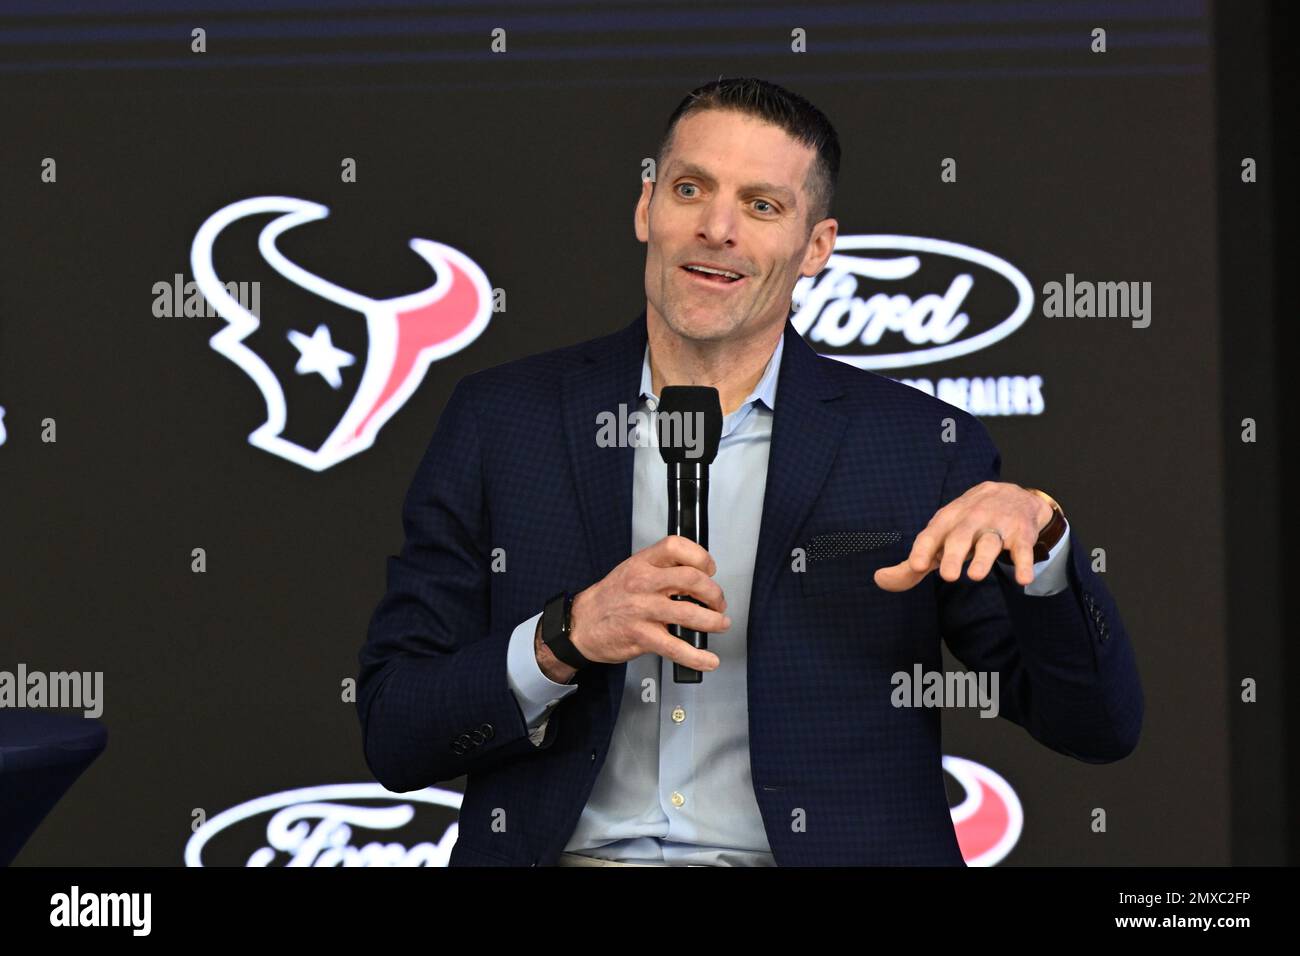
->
[540, 591, 590, 670]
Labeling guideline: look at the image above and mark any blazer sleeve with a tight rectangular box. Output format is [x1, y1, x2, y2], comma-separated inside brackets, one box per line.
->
[934, 413, 1144, 763]
[355, 377, 562, 793]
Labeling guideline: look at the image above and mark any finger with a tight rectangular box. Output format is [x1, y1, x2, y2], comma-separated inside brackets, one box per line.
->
[908, 504, 966, 572]
[651, 627, 721, 671]
[651, 594, 732, 634]
[938, 528, 977, 582]
[1008, 539, 1036, 587]
[907, 529, 945, 573]
[644, 535, 716, 576]
[964, 530, 1005, 582]
[645, 565, 727, 611]
[874, 556, 938, 592]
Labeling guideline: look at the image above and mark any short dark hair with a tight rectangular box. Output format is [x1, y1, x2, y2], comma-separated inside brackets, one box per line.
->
[654, 76, 840, 233]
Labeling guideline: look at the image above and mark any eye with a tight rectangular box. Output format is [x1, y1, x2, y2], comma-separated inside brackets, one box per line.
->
[753, 199, 776, 214]
[676, 183, 699, 198]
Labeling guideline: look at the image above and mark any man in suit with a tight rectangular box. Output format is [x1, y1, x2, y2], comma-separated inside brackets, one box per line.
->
[356, 77, 1143, 866]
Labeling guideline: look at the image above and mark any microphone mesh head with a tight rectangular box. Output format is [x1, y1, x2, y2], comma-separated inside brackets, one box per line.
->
[656, 386, 723, 464]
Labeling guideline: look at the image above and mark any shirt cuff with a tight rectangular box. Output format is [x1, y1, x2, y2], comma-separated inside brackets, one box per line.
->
[506, 611, 580, 733]
[996, 522, 1071, 596]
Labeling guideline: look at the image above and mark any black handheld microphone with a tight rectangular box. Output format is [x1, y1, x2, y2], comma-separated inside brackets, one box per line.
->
[656, 386, 724, 683]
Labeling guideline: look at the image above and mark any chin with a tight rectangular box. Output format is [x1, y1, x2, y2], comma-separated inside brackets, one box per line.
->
[663, 302, 741, 342]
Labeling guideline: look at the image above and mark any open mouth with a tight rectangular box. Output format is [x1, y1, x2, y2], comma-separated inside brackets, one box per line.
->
[681, 264, 745, 287]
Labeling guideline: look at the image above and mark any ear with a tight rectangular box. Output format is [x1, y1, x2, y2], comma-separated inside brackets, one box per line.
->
[634, 178, 653, 242]
[800, 218, 839, 277]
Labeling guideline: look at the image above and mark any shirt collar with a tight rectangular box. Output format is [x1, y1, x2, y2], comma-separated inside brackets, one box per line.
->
[639, 332, 784, 413]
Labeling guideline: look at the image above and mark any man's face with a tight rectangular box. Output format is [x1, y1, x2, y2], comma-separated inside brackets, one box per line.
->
[635, 108, 837, 346]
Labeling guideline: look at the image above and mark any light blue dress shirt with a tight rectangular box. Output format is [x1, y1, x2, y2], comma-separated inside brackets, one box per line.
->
[504, 334, 1070, 865]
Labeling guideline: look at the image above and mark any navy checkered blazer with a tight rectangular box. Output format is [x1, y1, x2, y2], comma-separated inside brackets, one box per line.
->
[356, 310, 1143, 866]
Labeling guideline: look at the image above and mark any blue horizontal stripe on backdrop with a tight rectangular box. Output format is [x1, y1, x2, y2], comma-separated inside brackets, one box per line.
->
[0, 0, 1207, 24]
[0, 0, 1209, 42]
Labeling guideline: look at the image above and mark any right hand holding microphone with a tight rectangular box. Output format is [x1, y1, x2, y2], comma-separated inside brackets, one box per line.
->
[555, 534, 730, 679]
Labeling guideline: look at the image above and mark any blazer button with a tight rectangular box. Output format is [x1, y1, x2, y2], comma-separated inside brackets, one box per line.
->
[470, 730, 484, 745]
[479, 723, 495, 739]
[450, 741, 465, 755]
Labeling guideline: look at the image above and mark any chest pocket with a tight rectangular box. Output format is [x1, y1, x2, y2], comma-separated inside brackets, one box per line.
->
[799, 530, 911, 597]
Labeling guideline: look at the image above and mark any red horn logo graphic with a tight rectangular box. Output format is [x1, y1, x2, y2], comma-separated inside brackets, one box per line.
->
[944, 755, 1024, 866]
[191, 196, 492, 471]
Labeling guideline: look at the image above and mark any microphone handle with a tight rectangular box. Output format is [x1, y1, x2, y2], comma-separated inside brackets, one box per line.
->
[667, 463, 709, 684]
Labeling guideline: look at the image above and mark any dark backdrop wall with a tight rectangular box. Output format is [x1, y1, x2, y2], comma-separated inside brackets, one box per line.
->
[0, 0, 1270, 866]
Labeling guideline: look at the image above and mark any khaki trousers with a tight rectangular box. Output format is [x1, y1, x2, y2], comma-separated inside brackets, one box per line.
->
[557, 852, 706, 867]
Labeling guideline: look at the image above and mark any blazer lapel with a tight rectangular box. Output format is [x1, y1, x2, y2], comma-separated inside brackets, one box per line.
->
[561, 312, 646, 724]
[747, 319, 848, 630]
[561, 311, 647, 584]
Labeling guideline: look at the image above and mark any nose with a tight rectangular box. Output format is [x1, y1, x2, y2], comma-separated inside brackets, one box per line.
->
[695, 195, 740, 248]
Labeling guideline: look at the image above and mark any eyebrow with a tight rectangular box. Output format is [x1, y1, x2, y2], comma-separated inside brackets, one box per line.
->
[667, 161, 798, 207]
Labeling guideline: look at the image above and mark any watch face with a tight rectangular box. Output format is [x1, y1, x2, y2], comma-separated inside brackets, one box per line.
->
[543, 592, 568, 641]
[543, 598, 558, 633]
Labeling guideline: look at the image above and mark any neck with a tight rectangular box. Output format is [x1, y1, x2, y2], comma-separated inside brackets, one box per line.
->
[647, 315, 782, 417]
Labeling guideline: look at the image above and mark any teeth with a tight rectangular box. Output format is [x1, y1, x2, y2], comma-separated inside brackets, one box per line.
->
[686, 265, 741, 280]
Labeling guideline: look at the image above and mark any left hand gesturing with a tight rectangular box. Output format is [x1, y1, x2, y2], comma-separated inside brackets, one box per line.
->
[874, 481, 1054, 592]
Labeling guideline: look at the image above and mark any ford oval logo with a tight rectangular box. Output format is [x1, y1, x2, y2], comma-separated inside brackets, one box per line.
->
[184, 783, 463, 866]
[792, 235, 1034, 369]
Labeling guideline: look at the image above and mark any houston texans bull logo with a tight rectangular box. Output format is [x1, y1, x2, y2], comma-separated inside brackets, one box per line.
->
[944, 755, 1023, 866]
[191, 196, 492, 471]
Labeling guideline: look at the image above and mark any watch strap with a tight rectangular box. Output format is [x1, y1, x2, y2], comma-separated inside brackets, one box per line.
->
[541, 591, 589, 670]
[1024, 488, 1067, 562]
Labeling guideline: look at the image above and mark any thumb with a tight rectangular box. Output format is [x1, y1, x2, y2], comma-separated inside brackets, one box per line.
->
[873, 557, 936, 592]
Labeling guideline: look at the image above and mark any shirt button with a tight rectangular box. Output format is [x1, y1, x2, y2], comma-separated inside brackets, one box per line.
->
[647, 397, 657, 411]
[671, 706, 686, 723]
[670, 791, 685, 808]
